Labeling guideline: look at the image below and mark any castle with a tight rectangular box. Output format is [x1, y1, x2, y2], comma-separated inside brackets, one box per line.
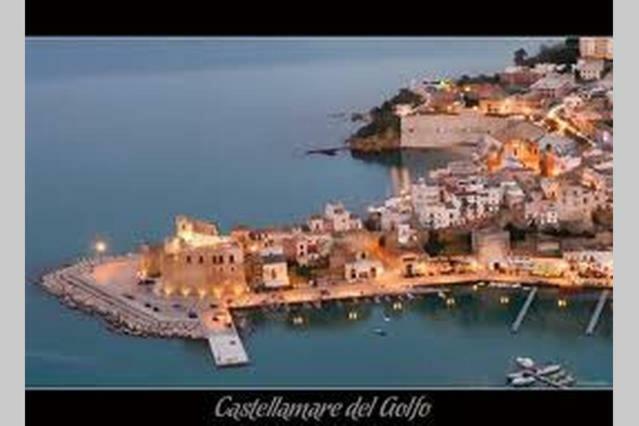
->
[139, 215, 248, 298]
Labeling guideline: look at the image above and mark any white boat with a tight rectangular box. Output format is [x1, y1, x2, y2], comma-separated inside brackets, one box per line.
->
[507, 371, 529, 382]
[515, 357, 536, 369]
[406, 293, 415, 300]
[372, 328, 387, 336]
[383, 315, 391, 322]
[557, 375, 576, 387]
[537, 364, 562, 376]
[511, 376, 536, 387]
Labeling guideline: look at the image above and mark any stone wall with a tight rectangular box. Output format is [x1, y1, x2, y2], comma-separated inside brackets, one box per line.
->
[400, 110, 510, 148]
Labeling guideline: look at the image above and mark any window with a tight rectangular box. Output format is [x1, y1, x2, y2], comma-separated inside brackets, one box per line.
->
[229, 255, 234, 264]
[199, 256, 204, 264]
[186, 255, 191, 264]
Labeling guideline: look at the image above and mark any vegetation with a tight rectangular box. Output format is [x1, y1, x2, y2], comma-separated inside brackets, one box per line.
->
[513, 37, 579, 68]
[350, 88, 423, 141]
[457, 73, 500, 86]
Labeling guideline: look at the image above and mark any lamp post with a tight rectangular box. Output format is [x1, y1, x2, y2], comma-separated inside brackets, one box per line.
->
[94, 239, 107, 262]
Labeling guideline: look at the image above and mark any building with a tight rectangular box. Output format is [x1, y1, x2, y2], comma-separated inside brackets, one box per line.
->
[498, 66, 543, 87]
[577, 58, 605, 81]
[400, 109, 510, 148]
[579, 37, 613, 60]
[324, 202, 362, 233]
[563, 250, 613, 276]
[344, 252, 384, 282]
[556, 180, 607, 223]
[140, 216, 248, 298]
[307, 215, 326, 233]
[260, 251, 290, 289]
[471, 228, 511, 268]
[524, 199, 559, 227]
[530, 73, 574, 99]
[479, 94, 543, 117]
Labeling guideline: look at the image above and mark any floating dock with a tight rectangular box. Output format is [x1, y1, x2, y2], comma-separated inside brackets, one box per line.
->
[586, 289, 610, 336]
[511, 287, 538, 333]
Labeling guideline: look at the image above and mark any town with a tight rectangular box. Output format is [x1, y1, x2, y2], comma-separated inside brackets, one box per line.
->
[39, 37, 613, 369]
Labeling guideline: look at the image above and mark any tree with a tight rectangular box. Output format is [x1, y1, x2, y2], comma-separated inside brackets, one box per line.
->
[514, 48, 528, 66]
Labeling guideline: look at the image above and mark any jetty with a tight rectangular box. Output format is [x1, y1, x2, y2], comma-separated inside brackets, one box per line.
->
[586, 289, 610, 335]
[511, 287, 538, 333]
[200, 309, 249, 367]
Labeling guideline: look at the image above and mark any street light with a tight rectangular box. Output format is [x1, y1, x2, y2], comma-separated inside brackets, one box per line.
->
[95, 240, 107, 254]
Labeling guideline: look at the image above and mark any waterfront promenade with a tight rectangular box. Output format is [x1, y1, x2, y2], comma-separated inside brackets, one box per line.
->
[39, 254, 612, 368]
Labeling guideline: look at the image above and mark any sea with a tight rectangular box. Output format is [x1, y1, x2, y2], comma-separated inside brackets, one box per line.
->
[26, 37, 612, 387]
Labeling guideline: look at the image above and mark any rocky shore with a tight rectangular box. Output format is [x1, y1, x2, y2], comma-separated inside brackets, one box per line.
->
[39, 258, 205, 340]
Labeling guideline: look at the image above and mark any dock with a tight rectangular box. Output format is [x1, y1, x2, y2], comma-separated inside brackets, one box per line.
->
[511, 287, 538, 333]
[200, 309, 249, 367]
[586, 289, 610, 336]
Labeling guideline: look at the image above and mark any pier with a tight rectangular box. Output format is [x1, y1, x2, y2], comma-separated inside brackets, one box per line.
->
[511, 287, 538, 333]
[200, 309, 249, 367]
[586, 289, 610, 336]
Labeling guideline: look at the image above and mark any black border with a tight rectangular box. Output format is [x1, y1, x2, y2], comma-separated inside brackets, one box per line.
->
[24, 1, 613, 424]
[26, 389, 612, 425]
[26, 0, 612, 37]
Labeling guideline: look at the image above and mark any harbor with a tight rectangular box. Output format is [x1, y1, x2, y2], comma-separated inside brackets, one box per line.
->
[38, 254, 613, 371]
[26, 38, 613, 388]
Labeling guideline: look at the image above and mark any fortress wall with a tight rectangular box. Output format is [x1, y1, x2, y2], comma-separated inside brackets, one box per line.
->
[400, 111, 510, 148]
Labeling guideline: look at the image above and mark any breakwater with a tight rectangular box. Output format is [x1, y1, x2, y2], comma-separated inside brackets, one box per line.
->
[39, 256, 204, 340]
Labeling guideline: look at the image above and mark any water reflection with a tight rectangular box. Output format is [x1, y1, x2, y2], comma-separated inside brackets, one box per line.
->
[350, 148, 472, 196]
[236, 286, 612, 340]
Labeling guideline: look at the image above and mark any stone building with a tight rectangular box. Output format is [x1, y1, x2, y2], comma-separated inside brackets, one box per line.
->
[471, 228, 511, 268]
[138, 215, 248, 298]
[579, 37, 613, 60]
[400, 109, 510, 148]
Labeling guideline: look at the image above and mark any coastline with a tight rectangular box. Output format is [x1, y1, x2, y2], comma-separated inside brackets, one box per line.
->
[37, 254, 612, 342]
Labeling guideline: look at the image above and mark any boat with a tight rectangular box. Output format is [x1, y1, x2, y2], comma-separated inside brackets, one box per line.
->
[537, 364, 562, 376]
[557, 375, 576, 387]
[515, 357, 536, 369]
[383, 315, 391, 322]
[511, 376, 536, 387]
[372, 328, 387, 336]
[406, 293, 415, 300]
[548, 370, 567, 382]
[506, 371, 530, 382]
[374, 296, 381, 304]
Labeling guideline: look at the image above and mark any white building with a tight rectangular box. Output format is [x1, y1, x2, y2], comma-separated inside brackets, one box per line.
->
[344, 253, 384, 282]
[525, 199, 559, 227]
[577, 58, 605, 81]
[324, 202, 362, 233]
[261, 252, 290, 289]
[307, 215, 325, 233]
[397, 223, 416, 246]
